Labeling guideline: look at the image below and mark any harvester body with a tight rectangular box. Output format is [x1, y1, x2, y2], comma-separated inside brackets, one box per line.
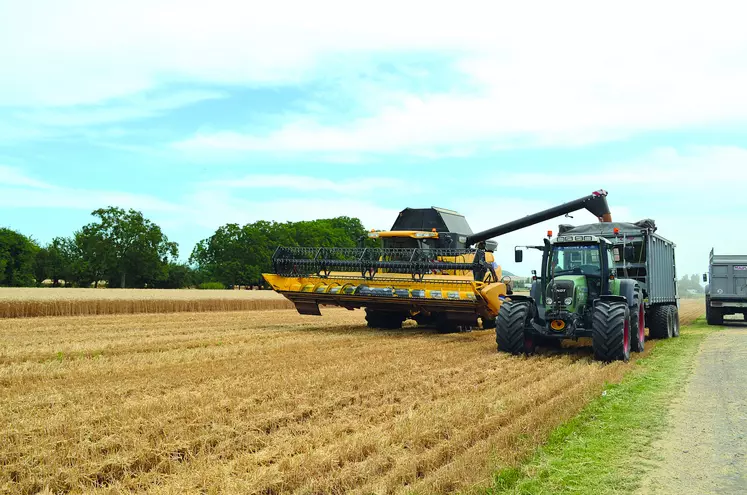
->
[263, 190, 612, 332]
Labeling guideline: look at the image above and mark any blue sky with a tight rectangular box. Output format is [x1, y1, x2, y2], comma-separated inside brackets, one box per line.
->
[2, 0, 747, 277]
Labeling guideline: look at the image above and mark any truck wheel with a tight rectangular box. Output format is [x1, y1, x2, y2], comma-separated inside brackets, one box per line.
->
[365, 309, 405, 329]
[631, 301, 646, 352]
[667, 306, 680, 337]
[592, 301, 631, 362]
[705, 298, 723, 326]
[648, 305, 672, 339]
[496, 301, 533, 355]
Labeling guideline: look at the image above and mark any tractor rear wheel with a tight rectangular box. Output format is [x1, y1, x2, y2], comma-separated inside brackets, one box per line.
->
[667, 305, 680, 337]
[648, 305, 672, 339]
[495, 301, 533, 355]
[631, 300, 646, 353]
[592, 301, 631, 362]
[365, 309, 405, 329]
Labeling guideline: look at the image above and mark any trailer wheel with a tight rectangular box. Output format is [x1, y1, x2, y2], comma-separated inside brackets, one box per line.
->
[630, 300, 646, 352]
[592, 301, 631, 362]
[365, 309, 405, 329]
[495, 301, 532, 355]
[648, 305, 672, 339]
[667, 305, 680, 337]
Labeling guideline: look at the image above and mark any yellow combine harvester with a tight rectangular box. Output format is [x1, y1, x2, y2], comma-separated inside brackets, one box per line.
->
[263, 190, 612, 332]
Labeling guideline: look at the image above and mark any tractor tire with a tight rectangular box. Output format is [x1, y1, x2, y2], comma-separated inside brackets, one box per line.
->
[592, 301, 631, 362]
[365, 309, 405, 329]
[495, 301, 533, 355]
[630, 299, 646, 353]
[648, 305, 672, 339]
[667, 305, 680, 337]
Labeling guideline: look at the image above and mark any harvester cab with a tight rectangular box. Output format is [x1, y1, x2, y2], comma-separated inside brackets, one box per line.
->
[262, 190, 613, 334]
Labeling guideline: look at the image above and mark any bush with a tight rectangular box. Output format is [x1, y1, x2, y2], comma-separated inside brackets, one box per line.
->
[198, 282, 226, 290]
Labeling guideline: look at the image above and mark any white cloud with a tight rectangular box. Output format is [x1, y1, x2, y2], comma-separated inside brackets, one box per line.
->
[204, 174, 412, 195]
[0, 165, 56, 189]
[15, 90, 226, 127]
[3, 0, 747, 152]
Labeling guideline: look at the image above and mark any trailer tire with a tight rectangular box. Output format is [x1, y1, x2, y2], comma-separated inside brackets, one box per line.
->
[365, 309, 405, 329]
[495, 301, 532, 355]
[648, 305, 672, 339]
[592, 301, 631, 362]
[630, 294, 646, 353]
[667, 305, 680, 337]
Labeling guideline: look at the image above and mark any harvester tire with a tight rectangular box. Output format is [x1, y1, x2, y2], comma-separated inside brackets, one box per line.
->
[592, 301, 631, 362]
[495, 301, 532, 355]
[365, 310, 405, 330]
[667, 305, 680, 337]
[630, 297, 646, 353]
[648, 305, 672, 339]
[481, 317, 497, 330]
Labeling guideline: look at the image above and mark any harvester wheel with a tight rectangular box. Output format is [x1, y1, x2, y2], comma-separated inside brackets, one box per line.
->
[435, 314, 462, 334]
[648, 305, 672, 339]
[630, 299, 646, 353]
[495, 301, 532, 355]
[592, 301, 631, 362]
[365, 309, 405, 330]
[667, 305, 680, 337]
[481, 317, 497, 330]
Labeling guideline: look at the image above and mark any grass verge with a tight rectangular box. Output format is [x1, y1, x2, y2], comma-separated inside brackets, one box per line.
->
[484, 320, 713, 495]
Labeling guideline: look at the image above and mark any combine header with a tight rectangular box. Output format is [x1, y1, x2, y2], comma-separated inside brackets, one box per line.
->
[263, 190, 612, 332]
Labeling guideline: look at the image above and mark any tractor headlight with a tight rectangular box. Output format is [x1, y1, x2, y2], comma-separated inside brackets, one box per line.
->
[547, 298, 553, 305]
[564, 297, 573, 306]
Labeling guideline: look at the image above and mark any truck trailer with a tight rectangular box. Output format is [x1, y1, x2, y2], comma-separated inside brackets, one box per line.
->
[704, 249, 747, 325]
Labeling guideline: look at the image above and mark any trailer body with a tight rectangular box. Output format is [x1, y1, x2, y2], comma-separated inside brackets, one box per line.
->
[704, 249, 747, 324]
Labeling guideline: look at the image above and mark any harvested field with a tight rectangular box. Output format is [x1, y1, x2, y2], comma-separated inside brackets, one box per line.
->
[0, 288, 292, 318]
[0, 300, 703, 494]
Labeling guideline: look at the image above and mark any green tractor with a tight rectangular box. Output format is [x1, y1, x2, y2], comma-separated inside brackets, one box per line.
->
[497, 233, 645, 362]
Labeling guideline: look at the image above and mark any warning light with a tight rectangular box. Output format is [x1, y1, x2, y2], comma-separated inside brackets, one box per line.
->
[613, 227, 620, 234]
[432, 228, 437, 232]
[547, 230, 553, 237]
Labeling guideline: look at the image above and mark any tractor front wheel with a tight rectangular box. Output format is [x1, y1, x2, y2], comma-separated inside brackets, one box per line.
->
[495, 301, 533, 355]
[592, 301, 631, 362]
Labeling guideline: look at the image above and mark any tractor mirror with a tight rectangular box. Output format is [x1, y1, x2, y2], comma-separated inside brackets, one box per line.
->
[623, 245, 635, 262]
[703, 273, 708, 283]
[514, 249, 523, 263]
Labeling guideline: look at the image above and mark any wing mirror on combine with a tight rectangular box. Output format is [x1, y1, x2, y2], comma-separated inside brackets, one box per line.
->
[624, 245, 635, 263]
[514, 248, 523, 263]
[703, 273, 708, 283]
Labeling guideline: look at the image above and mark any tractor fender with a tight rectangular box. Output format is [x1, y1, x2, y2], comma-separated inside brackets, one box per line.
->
[597, 294, 627, 305]
[617, 279, 639, 309]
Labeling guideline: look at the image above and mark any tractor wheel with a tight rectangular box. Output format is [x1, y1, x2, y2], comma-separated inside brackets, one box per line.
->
[592, 301, 631, 362]
[630, 300, 646, 353]
[667, 305, 680, 337]
[365, 309, 405, 329]
[648, 305, 672, 339]
[495, 301, 533, 355]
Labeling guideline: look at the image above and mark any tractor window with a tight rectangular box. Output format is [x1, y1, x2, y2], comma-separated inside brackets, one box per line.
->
[550, 244, 602, 276]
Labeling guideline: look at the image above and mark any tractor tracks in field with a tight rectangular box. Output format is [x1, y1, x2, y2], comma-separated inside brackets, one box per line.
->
[637, 326, 747, 494]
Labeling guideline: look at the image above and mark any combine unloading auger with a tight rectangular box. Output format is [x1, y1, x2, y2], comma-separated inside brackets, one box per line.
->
[262, 190, 612, 331]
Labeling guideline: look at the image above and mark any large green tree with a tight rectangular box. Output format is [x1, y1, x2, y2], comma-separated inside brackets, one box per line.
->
[0, 228, 40, 287]
[191, 216, 370, 287]
[77, 207, 178, 288]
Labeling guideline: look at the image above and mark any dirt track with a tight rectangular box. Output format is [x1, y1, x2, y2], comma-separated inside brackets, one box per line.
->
[638, 326, 747, 494]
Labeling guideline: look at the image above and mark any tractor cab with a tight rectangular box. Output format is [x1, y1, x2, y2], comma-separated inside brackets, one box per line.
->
[536, 234, 616, 333]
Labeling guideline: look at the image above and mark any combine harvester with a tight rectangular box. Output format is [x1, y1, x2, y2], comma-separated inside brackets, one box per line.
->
[263, 190, 613, 333]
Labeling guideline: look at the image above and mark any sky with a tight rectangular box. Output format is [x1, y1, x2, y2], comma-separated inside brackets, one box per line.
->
[2, 0, 747, 277]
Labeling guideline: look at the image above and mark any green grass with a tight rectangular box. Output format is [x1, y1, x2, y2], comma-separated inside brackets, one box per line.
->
[483, 320, 714, 495]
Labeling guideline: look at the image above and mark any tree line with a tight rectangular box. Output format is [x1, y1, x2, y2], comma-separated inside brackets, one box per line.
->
[0, 207, 370, 289]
